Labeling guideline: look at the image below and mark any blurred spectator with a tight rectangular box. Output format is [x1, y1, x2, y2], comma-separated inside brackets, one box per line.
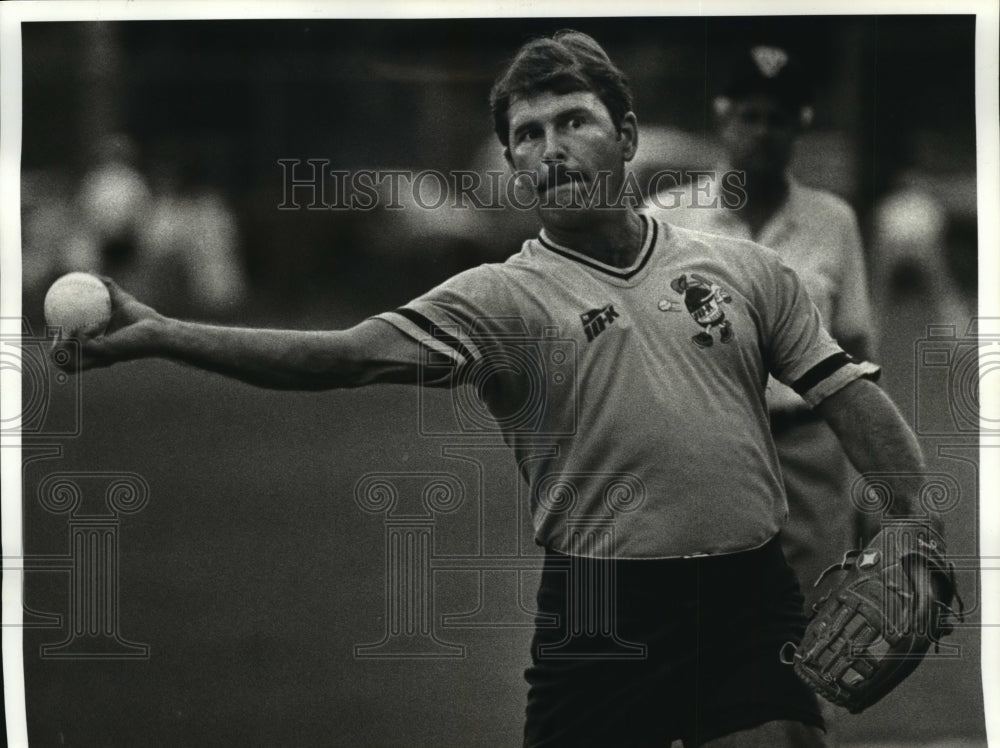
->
[645, 50, 881, 744]
[871, 174, 970, 331]
[869, 174, 972, 434]
[43, 133, 249, 316]
[21, 134, 152, 305]
[645, 45, 876, 602]
[76, 132, 151, 274]
[140, 160, 247, 314]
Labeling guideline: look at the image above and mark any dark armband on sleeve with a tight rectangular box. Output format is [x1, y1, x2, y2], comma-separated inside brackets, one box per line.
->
[375, 307, 483, 387]
[791, 352, 882, 407]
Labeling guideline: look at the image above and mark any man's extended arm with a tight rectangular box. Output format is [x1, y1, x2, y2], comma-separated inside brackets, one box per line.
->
[816, 377, 939, 533]
[60, 279, 425, 390]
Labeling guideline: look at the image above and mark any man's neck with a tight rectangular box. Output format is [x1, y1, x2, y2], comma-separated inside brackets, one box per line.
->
[542, 208, 644, 269]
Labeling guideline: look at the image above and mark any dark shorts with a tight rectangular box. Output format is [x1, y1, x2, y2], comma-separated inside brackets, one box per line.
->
[523, 537, 825, 747]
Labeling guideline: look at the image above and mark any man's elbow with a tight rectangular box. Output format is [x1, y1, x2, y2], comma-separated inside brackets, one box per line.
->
[302, 329, 420, 389]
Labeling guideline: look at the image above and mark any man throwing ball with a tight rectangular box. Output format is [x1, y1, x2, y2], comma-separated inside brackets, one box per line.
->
[60, 31, 952, 748]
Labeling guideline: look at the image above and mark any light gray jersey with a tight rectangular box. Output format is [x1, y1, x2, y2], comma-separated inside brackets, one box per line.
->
[375, 215, 878, 558]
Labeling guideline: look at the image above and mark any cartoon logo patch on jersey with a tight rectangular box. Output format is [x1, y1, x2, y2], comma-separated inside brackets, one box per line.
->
[581, 304, 620, 342]
[669, 273, 734, 348]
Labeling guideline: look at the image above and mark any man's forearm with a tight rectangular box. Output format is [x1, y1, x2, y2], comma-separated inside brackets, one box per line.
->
[68, 282, 425, 388]
[816, 378, 937, 531]
[156, 319, 368, 390]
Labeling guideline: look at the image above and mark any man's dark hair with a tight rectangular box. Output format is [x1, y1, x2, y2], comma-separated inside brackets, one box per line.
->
[489, 30, 634, 147]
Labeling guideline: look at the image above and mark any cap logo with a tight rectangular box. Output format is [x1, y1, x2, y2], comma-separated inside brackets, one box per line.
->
[751, 46, 789, 78]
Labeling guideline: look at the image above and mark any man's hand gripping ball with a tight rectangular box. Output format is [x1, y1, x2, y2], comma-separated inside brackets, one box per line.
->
[46, 274, 164, 371]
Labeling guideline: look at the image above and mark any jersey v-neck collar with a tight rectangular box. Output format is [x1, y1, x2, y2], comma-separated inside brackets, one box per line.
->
[537, 213, 658, 285]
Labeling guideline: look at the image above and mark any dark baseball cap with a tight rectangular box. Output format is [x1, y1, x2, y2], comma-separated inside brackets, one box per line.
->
[721, 45, 813, 109]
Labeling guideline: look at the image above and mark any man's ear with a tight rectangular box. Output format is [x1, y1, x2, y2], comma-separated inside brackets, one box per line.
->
[503, 147, 513, 168]
[619, 112, 638, 162]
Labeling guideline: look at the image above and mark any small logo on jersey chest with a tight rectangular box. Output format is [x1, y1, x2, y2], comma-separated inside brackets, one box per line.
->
[581, 304, 620, 342]
[669, 273, 735, 348]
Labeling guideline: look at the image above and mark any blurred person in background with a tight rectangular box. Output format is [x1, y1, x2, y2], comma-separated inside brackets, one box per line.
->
[20, 134, 152, 305]
[646, 46, 876, 605]
[71, 133, 247, 315]
[871, 173, 970, 331]
[869, 173, 971, 435]
[76, 132, 152, 278]
[648, 51, 885, 744]
[646, 49, 877, 743]
[141, 158, 247, 316]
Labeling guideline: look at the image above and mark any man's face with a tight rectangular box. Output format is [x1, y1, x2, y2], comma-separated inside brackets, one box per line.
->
[719, 93, 800, 179]
[505, 90, 637, 229]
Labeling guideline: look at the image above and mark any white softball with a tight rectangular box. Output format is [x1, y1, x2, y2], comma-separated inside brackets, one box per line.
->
[44, 272, 112, 337]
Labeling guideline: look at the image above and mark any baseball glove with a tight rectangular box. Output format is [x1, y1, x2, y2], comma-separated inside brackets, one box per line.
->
[781, 524, 963, 713]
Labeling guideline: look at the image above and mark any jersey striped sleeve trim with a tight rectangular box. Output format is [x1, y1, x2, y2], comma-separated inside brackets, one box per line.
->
[374, 308, 481, 367]
[537, 213, 657, 280]
[791, 352, 882, 407]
